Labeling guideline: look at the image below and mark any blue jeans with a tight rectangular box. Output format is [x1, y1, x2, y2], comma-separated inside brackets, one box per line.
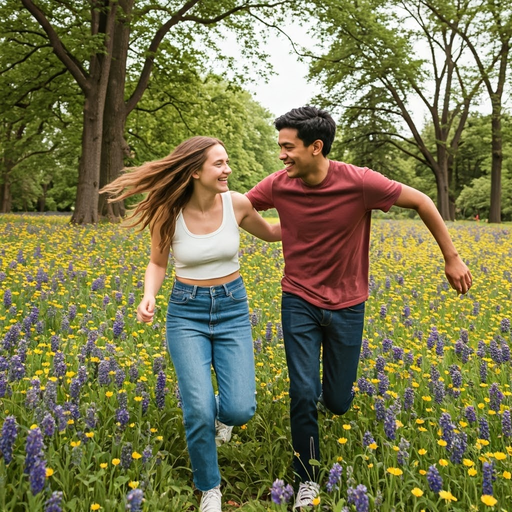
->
[281, 292, 365, 483]
[166, 276, 256, 491]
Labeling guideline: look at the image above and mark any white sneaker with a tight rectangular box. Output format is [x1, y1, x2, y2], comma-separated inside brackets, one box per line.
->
[200, 486, 222, 512]
[293, 481, 320, 509]
[215, 420, 233, 447]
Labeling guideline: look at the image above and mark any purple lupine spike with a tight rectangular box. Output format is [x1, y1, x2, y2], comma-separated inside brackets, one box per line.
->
[426, 465, 443, 492]
[0, 415, 18, 464]
[270, 479, 294, 504]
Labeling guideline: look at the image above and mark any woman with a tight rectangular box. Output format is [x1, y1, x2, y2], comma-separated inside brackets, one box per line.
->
[101, 136, 280, 512]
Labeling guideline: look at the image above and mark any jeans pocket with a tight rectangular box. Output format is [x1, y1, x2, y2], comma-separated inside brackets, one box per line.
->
[169, 289, 192, 305]
[228, 286, 248, 302]
[346, 301, 365, 313]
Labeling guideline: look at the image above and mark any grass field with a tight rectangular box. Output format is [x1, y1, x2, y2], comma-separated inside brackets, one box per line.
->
[0, 215, 510, 511]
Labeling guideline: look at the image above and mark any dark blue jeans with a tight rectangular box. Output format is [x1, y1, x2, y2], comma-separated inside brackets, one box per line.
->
[281, 292, 365, 483]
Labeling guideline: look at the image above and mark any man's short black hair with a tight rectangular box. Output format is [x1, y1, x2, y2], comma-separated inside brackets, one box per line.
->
[274, 106, 336, 156]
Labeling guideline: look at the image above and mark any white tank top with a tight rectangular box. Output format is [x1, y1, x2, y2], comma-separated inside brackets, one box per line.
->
[172, 192, 240, 279]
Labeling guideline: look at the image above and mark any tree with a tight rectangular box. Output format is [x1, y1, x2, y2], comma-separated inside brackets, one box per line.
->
[0, 3, 80, 212]
[421, 0, 512, 223]
[306, 0, 482, 220]
[19, 0, 296, 223]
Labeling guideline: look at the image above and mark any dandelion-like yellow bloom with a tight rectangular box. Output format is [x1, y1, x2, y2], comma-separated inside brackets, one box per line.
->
[503, 471, 511, 480]
[100, 463, 108, 469]
[46, 468, 54, 478]
[418, 449, 427, 455]
[132, 452, 142, 460]
[312, 497, 320, 506]
[411, 488, 423, 497]
[481, 495, 498, 507]
[338, 437, 348, 444]
[439, 491, 457, 502]
[112, 458, 121, 466]
[128, 481, 139, 489]
[387, 467, 403, 476]
[90, 505, 101, 511]
[468, 468, 477, 477]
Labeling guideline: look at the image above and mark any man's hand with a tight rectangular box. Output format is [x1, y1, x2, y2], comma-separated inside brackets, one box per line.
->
[445, 256, 473, 295]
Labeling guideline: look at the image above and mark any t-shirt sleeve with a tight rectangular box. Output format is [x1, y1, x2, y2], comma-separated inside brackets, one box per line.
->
[362, 168, 402, 212]
[245, 173, 276, 211]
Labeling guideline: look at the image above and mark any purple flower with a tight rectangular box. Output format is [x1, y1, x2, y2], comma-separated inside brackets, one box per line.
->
[489, 383, 504, 412]
[433, 380, 445, 404]
[403, 387, 414, 410]
[439, 413, 454, 448]
[3, 289, 12, 309]
[85, 404, 98, 430]
[326, 462, 343, 492]
[363, 431, 376, 447]
[427, 327, 439, 350]
[116, 407, 130, 429]
[142, 445, 153, 464]
[98, 360, 111, 386]
[378, 372, 389, 395]
[44, 491, 63, 512]
[397, 437, 410, 466]
[8, 355, 25, 381]
[113, 310, 124, 338]
[53, 352, 67, 378]
[379, 305, 387, 319]
[465, 406, 477, 423]
[477, 340, 487, 358]
[375, 356, 386, 373]
[126, 488, 144, 511]
[479, 417, 490, 441]
[374, 398, 386, 422]
[25, 427, 44, 474]
[501, 318, 510, 333]
[270, 479, 294, 504]
[426, 465, 443, 493]
[41, 413, 56, 438]
[29, 456, 47, 495]
[91, 276, 106, 292]
[265, 321, 273, 342]
[0, 415, 18, 464]
[121, 442, 133, 470]
[347, 484, 369, 512]
[382, 338, 392, 352]
[482, 461, 496, 495]
[449, 432, 467, 464]
[502, 409, 512, 437]
[384, 408, 396, 440]
[361, 338, 372, 359]
[155, 370, 167, 410]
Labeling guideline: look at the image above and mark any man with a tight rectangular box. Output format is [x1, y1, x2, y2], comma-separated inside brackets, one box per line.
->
[246, 106, 472, 508]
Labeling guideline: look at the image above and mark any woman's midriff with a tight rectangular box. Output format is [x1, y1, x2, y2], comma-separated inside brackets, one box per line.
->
[175, 270, 240, 287]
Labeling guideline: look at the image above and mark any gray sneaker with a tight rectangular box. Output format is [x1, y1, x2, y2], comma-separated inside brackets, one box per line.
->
[293, 481, 320, 509]
[200, 486, 222, 512]
[215, 420, 233, 447]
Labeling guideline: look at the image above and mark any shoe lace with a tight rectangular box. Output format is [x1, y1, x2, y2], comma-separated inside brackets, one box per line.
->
[296, 482, 320, 505]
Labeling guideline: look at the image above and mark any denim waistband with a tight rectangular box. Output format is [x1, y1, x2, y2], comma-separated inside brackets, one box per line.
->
[172, 275, 244, 296]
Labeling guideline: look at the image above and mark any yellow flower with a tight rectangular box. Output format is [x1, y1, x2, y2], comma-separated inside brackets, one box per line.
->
[386, 467, 403, 476]
[481, 495, 498, 507]
[112, 458, 121, 466]
[128, 481, 139, 489]
[418, 449, 427, 455]
[439, 490, 457, 502]
[338, 437, 348, 444]
[463, 459, 475, 467]
[70, 440, 81, 448]
[105, 391, 114, 398]
[46, 468, 54, 478]
[90, 505, 101, 511]
[503, 471, 511, 480]
[437, 439, 447, 447]
[411, 488, 424, 497]
[312, 497, 320, 506]
[342, 424, 351, 430]
[368, 442, 378, 450]
[439, 459, 449, 467]
[85, 432, 94, 438]
[494, 452, 506, 460]
[132, 451, 142, 460]
[419, 469, 427, 476]
[100, 463, 108, 469]
[468, 468, 477, 476]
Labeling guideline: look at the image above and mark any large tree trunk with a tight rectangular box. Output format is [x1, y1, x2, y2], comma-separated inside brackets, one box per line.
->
[98, 0, 133, 222]
[0, 174, 12, 213]
[489, 100, 502, 223]
[71, 92, 105, 224]
[435, 165, 453, 221]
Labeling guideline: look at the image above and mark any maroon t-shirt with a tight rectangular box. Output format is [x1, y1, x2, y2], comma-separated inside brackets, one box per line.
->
[246, 160, 402, 310]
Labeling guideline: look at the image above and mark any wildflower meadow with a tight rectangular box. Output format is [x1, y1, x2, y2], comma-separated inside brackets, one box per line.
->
[0, 214, 511, 512]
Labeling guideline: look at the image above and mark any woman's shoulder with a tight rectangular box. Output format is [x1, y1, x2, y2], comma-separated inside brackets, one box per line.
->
[229, 191, 252, 214]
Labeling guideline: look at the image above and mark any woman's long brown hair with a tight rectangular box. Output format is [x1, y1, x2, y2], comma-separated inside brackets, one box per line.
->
[100, 136, 224, 252]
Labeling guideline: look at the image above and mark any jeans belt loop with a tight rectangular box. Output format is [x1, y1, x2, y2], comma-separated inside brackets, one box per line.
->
[191, 285, 197, 299]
